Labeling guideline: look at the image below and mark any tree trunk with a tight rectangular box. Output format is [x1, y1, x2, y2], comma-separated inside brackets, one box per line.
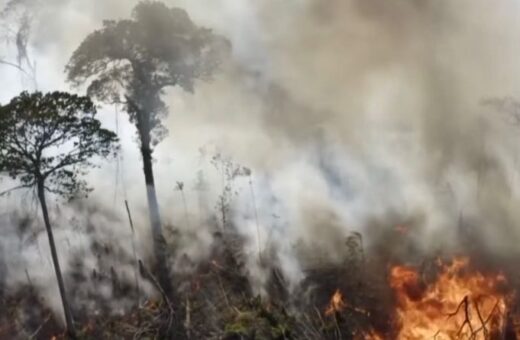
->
[37, 180, 75, 338]
[141, 143, 163, 248]
[140, 142, 171, 294]
[131, 95, 171, 294]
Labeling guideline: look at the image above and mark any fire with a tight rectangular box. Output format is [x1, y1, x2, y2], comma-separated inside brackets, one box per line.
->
[389, 257, 512, 339]
[325, 289, 346, 316]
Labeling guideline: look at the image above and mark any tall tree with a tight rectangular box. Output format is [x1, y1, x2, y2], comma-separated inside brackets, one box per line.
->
[0, 91, 119, 337]
[65, 1, 229, 285]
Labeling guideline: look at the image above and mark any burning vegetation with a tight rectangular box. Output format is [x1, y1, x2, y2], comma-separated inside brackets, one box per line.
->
[389, 257, 514, 339]
[319, 255, 520, 339]
[275, 249, 520, 340]
[3, 215, 520, 339]
[3, 204, 520, 339]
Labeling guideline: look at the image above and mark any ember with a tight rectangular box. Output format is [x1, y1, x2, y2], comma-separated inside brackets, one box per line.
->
[325, 289, 347, 316]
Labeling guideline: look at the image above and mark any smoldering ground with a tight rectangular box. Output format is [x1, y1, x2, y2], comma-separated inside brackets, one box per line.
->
[2, 0, 520, 324]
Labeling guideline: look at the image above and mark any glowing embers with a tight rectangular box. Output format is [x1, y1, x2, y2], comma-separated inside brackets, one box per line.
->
[390, 257, 512, 340]
[325, 289, 347, 316]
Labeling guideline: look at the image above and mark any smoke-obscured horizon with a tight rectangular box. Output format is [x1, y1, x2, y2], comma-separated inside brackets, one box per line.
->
[3, 0, 520, 321]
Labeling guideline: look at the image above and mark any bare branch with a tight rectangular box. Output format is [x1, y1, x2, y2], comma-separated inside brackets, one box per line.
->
[0, 58, 32, 77]
[0, 183, 31, 196]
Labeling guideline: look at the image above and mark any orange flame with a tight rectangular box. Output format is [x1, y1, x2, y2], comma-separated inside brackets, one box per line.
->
[390, 257, 512, 339]
[325, 289, 346, 316]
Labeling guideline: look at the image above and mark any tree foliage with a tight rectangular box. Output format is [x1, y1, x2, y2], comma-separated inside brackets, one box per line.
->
[66, 0, 230, 146]
[0, 91, 118, 199]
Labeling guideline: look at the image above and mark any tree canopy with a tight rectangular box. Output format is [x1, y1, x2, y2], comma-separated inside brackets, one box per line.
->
[66, 0, 230, 146]
[0, 91, 118, 199]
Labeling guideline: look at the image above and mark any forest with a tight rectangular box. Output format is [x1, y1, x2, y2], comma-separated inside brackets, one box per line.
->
[2, 0, 520, 339]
